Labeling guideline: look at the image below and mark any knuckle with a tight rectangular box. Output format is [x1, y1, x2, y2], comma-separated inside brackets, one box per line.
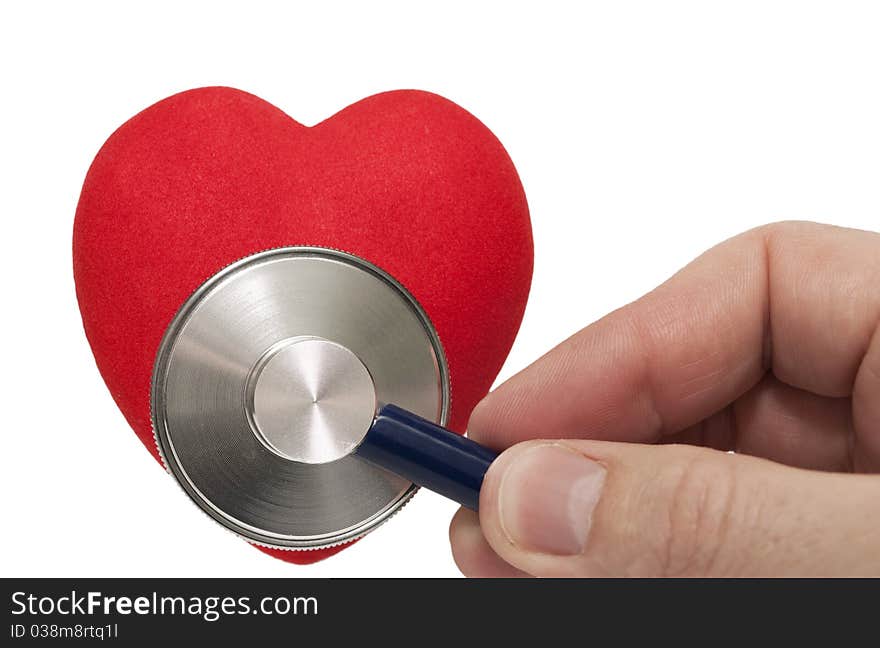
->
[657, 448, 741, 576]
[757, 219, 812, 240]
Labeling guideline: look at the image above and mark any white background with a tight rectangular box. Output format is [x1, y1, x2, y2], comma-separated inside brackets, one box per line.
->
[1, 1, 878, 578]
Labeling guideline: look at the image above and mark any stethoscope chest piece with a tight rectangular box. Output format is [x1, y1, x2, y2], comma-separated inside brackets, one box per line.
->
[151, 247, 450, 550]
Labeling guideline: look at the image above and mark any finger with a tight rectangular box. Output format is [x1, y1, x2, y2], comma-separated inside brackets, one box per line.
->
[478, 440, 880, 577]
[468, 222, 880, 467]
[854, 328, 880, 471]
[661, 407, 736, 450]
[449, 508, 529, 578]
[663, 374, 853, 471]
[733, 374, 852, 471]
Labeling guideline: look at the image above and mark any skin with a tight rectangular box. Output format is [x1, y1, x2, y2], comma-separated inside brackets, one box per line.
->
[449, 221, 880, 577]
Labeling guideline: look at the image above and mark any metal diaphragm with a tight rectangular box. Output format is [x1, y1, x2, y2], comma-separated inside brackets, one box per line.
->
[151, 247, 449, 549]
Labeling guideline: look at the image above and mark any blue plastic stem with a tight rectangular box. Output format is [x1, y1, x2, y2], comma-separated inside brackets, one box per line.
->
[355, 404, 498, 511]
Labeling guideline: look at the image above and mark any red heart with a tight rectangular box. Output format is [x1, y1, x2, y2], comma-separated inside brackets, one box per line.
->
[73, 87, 533, 563]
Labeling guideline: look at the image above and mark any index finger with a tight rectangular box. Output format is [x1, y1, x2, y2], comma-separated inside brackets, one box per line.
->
[468, 221, 880, 452]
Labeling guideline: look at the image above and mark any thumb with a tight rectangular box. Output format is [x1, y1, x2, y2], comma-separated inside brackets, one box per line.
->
[477, 440, 880, 577]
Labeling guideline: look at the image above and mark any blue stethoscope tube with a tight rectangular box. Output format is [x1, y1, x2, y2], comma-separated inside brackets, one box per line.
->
[355, 404, 498, 511]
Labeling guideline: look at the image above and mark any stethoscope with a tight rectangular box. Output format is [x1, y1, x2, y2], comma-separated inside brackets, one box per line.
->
[152, 246, 498, 550]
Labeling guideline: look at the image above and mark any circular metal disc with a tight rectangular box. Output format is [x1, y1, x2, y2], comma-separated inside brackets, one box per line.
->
[151, 247, 449, 549]
[247, 337, 378, 465]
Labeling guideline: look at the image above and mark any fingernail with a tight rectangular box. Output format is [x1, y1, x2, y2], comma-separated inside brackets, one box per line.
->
[498, 443, 606, 555]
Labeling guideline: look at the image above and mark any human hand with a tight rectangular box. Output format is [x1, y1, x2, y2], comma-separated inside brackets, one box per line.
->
[450, 221, 880, 577]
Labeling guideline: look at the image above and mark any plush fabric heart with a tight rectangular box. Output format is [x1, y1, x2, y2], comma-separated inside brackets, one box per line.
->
[73, 87, 533, 563]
